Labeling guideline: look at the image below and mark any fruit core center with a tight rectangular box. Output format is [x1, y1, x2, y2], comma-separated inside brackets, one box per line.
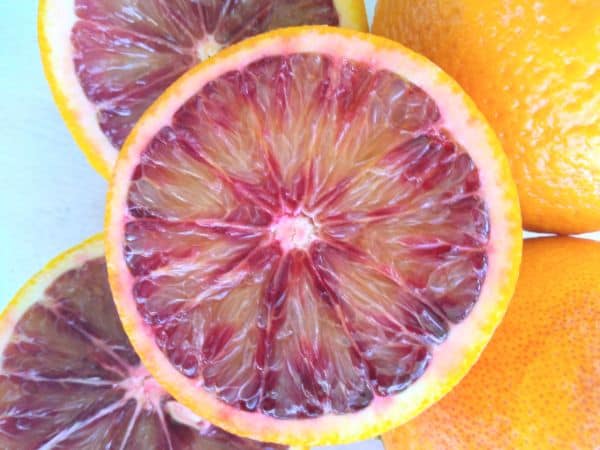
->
[272, 215, 316, 251]
[122, 365, 166, 410]
[196, 36, 223, 60]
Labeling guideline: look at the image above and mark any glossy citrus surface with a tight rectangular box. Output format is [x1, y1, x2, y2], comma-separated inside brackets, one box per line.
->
[374, 0, 600, 234]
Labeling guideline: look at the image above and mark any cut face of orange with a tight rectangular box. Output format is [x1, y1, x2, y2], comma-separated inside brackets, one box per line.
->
[105, 27, 522, 446]
[0, 235, 288, 449]
[38, 0, 368, 178]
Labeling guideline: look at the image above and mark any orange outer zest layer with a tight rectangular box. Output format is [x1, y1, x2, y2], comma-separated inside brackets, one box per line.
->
[382, 237, 600, 449]
[37, 0, 369, 181]
[372, 0, 600, 235]
[105, 26, 522, 447]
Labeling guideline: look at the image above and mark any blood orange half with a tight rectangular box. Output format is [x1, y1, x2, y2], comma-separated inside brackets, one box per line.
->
[38, 0, 368, 179]
[0, 235, 290, 449]
[105, 27, 522, 446]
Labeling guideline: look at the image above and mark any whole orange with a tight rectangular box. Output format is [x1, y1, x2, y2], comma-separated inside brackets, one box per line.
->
[382, 236, 600, 449]
[374, 0, 600, 234]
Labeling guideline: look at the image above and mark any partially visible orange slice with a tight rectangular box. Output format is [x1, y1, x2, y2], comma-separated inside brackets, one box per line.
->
[105, 27, 522, 446]
[383, 237, 600, 449]
[38, 0, 368, 179]
[0, 235, 289, 449]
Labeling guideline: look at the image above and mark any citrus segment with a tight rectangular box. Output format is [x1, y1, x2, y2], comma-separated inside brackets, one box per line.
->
[382, 237, 600, 449]
[125, 52, 487, 408]
[0, 236, 287, 449]
[106, 28, 522, 445]
[39, 0, 368, 178]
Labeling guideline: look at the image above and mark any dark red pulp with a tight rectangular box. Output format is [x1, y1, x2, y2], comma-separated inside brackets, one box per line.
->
[0, 257, 286, 449]
[72, 0, 340, 149]
[123, 53, 491, 419]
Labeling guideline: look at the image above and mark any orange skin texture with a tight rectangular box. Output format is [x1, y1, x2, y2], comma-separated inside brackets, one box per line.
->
[374, 0, 600, 234]
[382, 237, 600, 450]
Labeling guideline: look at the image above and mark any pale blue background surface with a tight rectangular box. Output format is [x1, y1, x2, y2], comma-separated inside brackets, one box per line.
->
[0, 2, 596, 449]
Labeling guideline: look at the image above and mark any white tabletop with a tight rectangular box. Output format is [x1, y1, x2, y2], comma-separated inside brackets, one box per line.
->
[0, 2, 595, 449]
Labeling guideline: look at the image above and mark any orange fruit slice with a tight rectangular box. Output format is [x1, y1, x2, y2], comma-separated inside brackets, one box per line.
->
[0, 235, 291, 449]
[38, 0, 368, 179]
[105, 27, 522, 446]
[382, 237, 600, 449]
[373, 0, 600, 234]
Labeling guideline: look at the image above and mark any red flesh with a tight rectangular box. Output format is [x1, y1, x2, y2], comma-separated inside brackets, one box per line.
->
[123, 53, 490, 419]
[72, 0, 340, 149]
[0, 258, 286, 449]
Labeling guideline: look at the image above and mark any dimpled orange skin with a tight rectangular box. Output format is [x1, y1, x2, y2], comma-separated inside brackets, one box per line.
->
[373, 0, 600, 234]
[382, 237, 600, 450]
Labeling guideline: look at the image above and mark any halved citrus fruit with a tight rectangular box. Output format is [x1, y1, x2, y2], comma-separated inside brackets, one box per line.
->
[0, 235, 290, 449]
[383, 237, 600, 449]
[38, 0, 368, 179]
[105, 27, 522, 446]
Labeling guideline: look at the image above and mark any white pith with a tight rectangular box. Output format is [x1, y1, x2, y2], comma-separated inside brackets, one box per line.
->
[271, 214, 316, 251]
[105, 28, 522, 446]
[120, 364, 166, 410]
